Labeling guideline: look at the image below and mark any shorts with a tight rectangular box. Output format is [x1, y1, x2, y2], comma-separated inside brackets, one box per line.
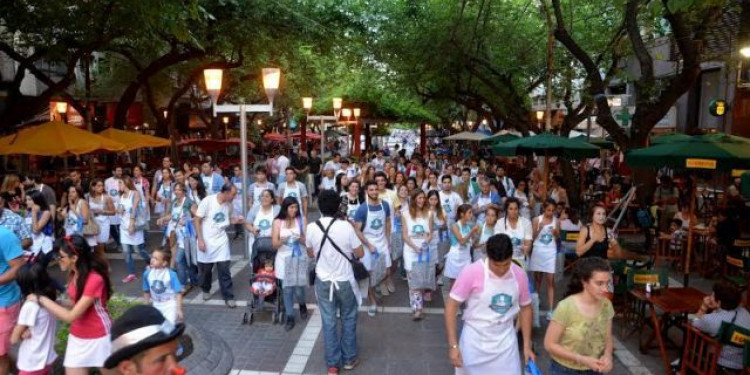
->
[19, 365, 51, 375]
[0, 302, 20, 355]
[64, 334, 111, 368]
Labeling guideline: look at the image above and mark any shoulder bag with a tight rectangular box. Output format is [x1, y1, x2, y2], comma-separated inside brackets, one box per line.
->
[312, 219, 369, 285]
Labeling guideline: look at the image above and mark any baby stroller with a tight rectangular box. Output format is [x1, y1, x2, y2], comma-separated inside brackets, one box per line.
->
[242, 241, 284, 325]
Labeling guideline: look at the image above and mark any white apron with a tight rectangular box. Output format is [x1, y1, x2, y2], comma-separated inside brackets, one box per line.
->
[444, 222, 472, 279]
[529, 216, 557, 273]
[430, 212, 448, 266]
[89, 196, 111, 244]
[475, 195, 491, 224]
[360, 199, 392, 271]
[345, 196, 361, 222]
[499, 218, 529, 269]
[402, 213, 429, 272]
[282, 182, 302, 207]
[154, 183, 173, 215]
[248, 206, 275, 253]
[457, 260, 522, 375]
[473, 222, 495, 262]
[275, 219, 301, 280]
[231, 176, 244, 218]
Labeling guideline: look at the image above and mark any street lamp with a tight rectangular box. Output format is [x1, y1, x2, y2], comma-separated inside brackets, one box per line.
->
[56, 101, 68, 123]
[223, 116, 229, 138]
[342, 108, 352, 120]
[302, 97, 313, 113]
[332, 98, 342, 118]
[535, 110, 544, 128]
[202, 67, 280, 259]
[353, 108, 360, 119]
[741, 45, 750, 58]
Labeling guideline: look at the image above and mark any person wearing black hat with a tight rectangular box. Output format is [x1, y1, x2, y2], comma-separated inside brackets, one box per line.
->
[105, 305, 185, 375]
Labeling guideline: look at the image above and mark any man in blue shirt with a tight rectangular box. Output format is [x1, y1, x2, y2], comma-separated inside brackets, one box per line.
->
[353, 181, 391, 317]
[0, 193, 31, 250]
[0, 226, 25, 375]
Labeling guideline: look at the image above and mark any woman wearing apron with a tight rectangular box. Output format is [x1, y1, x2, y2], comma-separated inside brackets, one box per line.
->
[445, 233, 535, 375]
[391, 185, 410, 278]
[339, 181, 361, 223]
[118, 176, 151, 283]
[402, 190, 432, 320]
[443, 204, 478, 289]
[271, 197, 308, 331]
[160, 183, 200, 290]
[152, 167, 174, 216]
[495, 198, 532, 269]
[353, 181, 392, 317]
[514, 179, 533, 220]
[61, 185, 97, 247]
[24, 191, 54, 262]
[427, 190, 448, 287]
[88, 179, 115, 268]
[472, 205, 499, 262]
[529, 199, 561, 320]
[245, 189, 280, 257]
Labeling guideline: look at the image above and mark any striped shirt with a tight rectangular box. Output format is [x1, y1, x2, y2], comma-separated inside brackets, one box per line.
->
[693, 307, 750, 370]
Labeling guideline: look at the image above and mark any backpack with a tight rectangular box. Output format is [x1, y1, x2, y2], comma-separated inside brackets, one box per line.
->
[636, 207, 654, 228]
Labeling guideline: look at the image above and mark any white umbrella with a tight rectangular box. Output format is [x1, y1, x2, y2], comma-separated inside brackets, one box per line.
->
[444, 131, 488, 141]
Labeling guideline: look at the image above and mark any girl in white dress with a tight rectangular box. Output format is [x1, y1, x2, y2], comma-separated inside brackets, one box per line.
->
[443, 204, 479, 288]
[61, 186, 97, 247]
[401, 190, 433, 320]
[495, 197, 533, 269]
[472, 205, 500, 261]
[427, 190, 448, 289]
[529, 199, 561, 319]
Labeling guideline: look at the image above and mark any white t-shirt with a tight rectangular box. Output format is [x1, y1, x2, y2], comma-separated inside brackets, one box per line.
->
[195, 194, 232, 263]
[306, 217, 362, 283]
[320, 176, 336, 191]
[324, 160, 341, 172]
[495, 216, 533, 260]
[104, 177, 121, 224]
[17, 301, 57, 371]
[277, 155, 290, 173]
[439, 190, 463, 222]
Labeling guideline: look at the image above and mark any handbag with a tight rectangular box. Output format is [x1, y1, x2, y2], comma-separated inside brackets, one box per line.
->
[313, 219, 369, 284]
[408, 246, 435, 290]
[77, 200, 100, 236]
[283, 218, 309, 287]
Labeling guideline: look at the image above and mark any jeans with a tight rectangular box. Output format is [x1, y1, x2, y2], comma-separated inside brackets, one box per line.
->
[109, 224, 120, 246]
[199, 261, 234, 300]
[315, 278, 358, 368]
[549, 360, 601, 375]
[122, 243, 151, 275]
[176, 247, 200, 287]
[282, 283, 306, 319]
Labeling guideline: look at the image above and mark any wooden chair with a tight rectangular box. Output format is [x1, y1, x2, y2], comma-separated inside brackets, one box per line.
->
[655, 235, 685, 270]
[724, 243, 750, 307]
[620, 268, 669, 339]
[680, 323, 721, 375]
[561, 230, 580, 271]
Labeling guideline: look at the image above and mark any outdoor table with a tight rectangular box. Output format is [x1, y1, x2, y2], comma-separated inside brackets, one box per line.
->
[631, 287, 706, 374]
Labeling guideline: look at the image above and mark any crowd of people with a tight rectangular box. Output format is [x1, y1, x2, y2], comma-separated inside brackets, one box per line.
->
[0, 145, 746, 375]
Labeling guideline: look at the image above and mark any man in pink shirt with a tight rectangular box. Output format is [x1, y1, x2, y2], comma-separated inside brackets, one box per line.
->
[444, 233, 535, 375]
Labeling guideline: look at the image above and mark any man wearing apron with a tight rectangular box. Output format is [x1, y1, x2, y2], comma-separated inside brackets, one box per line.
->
[277, 167, 308, 218]
[353, 180, 391, 317]
[249, 166, 275, 210]
[471, 177, 500, 225]
[445, 233, 535, 375]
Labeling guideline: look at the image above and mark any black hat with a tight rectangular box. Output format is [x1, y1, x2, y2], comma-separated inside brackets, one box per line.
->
[104, 305, 185, 369]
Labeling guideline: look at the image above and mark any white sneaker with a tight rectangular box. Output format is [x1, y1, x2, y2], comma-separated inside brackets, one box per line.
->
[437, 276, 444, 286]
[368, 304, 377, 317]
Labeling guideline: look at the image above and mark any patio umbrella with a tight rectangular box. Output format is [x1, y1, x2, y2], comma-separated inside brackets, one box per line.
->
[625, 134, 750, 285]
[98, 128, 171, 151]
[444, 131, 488, 141]
[290, 131, 321, 140]
[0, 121, 126, 156]
[571, 135, 616, 150]
[263, 132, 286, 142]
[492, 132, 600, 159]
[481, 132, 521, 145]
[224, 137, 256, 149]
[650, 133, 692, 145]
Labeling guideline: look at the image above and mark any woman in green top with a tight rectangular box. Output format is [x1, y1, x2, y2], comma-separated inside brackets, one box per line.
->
[544, 257, 614, 374]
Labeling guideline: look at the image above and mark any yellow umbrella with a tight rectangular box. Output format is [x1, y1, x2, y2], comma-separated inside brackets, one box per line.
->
[98, 128, 171, 151]
[0, 121, 126, 156]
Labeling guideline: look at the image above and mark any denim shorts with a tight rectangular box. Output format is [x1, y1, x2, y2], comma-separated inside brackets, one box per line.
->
[549, 360, 601, 375]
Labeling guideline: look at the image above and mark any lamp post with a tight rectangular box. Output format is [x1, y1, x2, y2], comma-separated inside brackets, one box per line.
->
[353, 108, 361, 156]
[302, 97, 313, 152]
[203, 67, 280, 259]
[325, 97, 342, 160]
[223, 116, 229, 138]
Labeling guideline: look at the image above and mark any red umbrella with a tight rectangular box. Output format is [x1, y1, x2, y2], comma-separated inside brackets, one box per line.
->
[224, 137, 256, 149]
[263, 132, 286, 142]
[290, 131, 321, 140]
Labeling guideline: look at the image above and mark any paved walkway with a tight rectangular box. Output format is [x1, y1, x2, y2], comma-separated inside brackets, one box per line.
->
[69, 207, 712, 375]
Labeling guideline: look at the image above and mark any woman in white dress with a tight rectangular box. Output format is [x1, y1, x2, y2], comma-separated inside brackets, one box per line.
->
[472, 205, 500, 261]
[443, 204, 479, 288]
[495, 197, 533, 269]
[514, 179, 534, 220]
[529, 199, 561, 319]
[402, 190, 433, 320]
[152, 167, 174, 217]
[87, 179, 115, 267]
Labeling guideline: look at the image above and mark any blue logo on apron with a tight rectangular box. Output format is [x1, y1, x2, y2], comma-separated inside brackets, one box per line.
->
[213, 212, 226, 224]
[258, 219, 271, 230]
[109, 189, 119, 196]
[512, 237, 521, 247]
[150, 279, 167, 294]
[540, 232, 553, 245]
[490, 293, 513, 316]
[370, 218, 384, 230]
[412, 224, 426, 235]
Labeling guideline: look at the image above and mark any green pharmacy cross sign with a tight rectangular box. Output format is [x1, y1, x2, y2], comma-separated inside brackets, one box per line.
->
[616, 108, 632, 127]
